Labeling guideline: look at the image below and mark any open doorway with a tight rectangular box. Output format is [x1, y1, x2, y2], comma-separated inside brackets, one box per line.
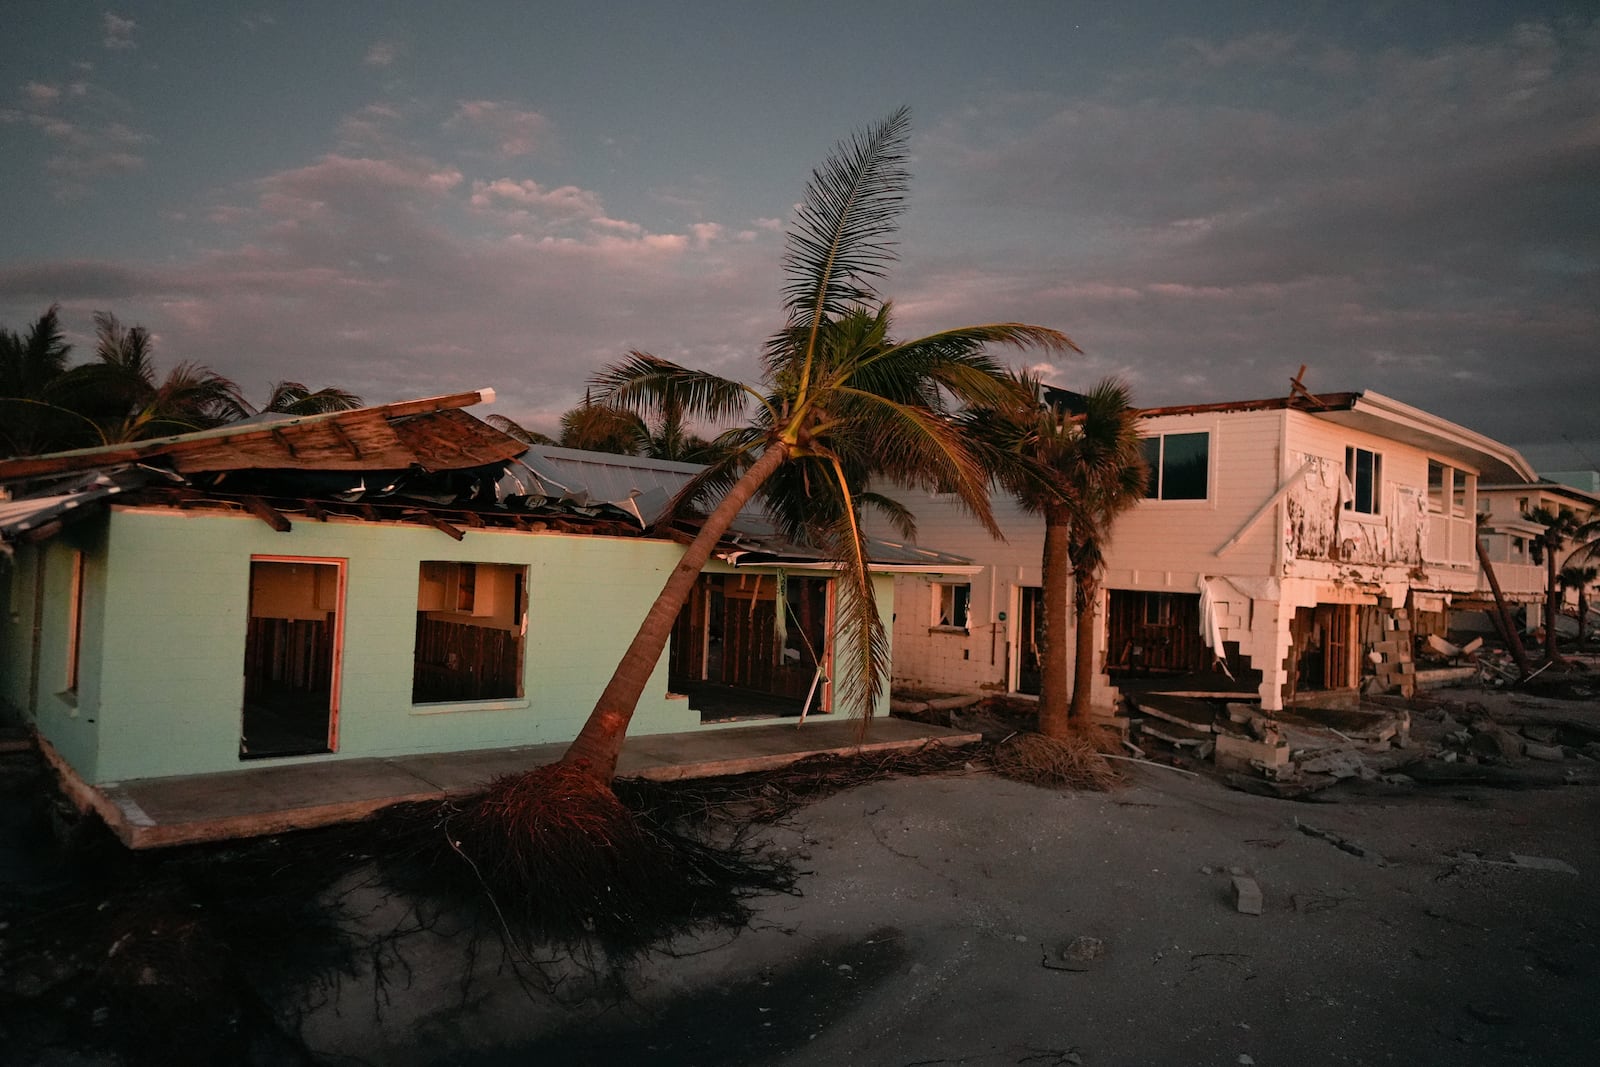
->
[240, 557, 343, 759]
[670, 572, 833, 720]
[1286, 603, 1357, 702]
[1016, 585, 1044, 695]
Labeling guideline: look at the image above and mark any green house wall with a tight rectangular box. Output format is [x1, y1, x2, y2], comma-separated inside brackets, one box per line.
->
[6, 505, 893, 784]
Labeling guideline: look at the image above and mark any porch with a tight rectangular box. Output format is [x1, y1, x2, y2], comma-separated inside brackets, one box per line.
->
[47, 717, 981, 850]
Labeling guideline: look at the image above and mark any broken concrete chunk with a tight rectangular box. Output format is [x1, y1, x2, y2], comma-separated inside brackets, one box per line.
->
[1468, 726, 1523, 762]
[1215, 732, 1290, 772]
[1232, 876, 1263, 915]
[1520, 724, 1558, 744]
[1523, 742, 1565, 762]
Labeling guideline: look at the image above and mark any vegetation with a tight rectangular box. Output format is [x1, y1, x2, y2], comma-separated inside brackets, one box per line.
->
[965, 375, 1146, 734]
[560, 107, 1072, 782]
[1526, 505, 1581, 666]
[0, 306, 361, 457]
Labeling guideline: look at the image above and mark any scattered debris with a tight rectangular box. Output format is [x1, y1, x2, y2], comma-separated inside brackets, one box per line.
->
[1445, 851, 1579, 875]
[1293, 818, 1374, 859]
[1232, 876, 1263, 915]
[992, 733, 1120, 791]
[1043, 935, 1107, 972]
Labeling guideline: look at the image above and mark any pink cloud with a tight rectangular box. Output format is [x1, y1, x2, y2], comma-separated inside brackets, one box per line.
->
[102, 13, 137, 51]
[448, 100, 552, 158]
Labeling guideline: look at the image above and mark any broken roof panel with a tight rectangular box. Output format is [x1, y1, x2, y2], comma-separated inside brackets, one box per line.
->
[0, 389, 519, 482]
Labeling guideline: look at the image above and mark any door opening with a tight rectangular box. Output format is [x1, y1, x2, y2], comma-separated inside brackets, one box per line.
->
[241, 557, 343, 759]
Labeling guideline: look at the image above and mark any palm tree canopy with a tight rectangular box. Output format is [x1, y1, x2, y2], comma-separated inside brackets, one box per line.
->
[581, 110, 1075, 740]
[0, 305, 73, 399]
[256, 381, 363, 417]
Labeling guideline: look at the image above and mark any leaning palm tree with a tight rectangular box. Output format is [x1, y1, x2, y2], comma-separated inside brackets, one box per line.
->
[559, 108, 1073, 781]
[966, 375, 1145, 735]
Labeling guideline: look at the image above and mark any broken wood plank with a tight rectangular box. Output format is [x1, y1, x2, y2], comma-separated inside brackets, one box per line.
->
[242, 495, 292, 532]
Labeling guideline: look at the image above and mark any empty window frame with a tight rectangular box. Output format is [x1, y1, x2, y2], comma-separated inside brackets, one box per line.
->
[932, 582, 971, 630]
[413, 561, 527, 703]
[1427, 460, 1474, 516]
[1344, 446, 1382, 515]
[1139, 432, 1209, 500]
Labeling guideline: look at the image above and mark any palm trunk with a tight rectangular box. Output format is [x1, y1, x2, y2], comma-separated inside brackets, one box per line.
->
[1542, 547, 1564, 667]
[1475, 537, 1532, 677]
[1068, 565, 1098, 722]
[562, 441, 790, 781]
[1037, 506, 1072, 738]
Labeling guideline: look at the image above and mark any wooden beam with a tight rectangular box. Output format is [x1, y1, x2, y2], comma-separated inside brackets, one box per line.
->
[328, 421, 364, 459]
[242, 496, 292, 533]
[410, 510, 465, 541]
[269, 427, 299, 458]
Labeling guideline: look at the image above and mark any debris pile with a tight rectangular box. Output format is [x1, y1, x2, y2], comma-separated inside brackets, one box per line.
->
[1121, 692, 1416, 795]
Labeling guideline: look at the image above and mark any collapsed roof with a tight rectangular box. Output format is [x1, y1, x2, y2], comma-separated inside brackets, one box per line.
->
[0, 390, 975, 573]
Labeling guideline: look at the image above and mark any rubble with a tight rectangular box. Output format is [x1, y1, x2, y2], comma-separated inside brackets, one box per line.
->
[1232, 876, 1263, 915]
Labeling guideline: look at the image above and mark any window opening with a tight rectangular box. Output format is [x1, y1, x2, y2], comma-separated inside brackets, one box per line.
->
[1344, 447, 1382, 514]
[933, 582, 971, 629]
[413, 561, 527, 703]
[1140, 432, 1209, 500]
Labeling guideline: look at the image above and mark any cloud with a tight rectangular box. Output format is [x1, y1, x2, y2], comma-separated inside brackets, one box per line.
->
[364, 39, 405, 67]
[102, 13, 137, 50]
[446, 100, 552, 158]
[910, 16, 1600, 466]
[22, 82, 60, 106]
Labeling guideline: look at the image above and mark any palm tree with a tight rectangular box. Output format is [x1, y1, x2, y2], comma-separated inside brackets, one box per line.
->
[560, 108, 1073, 781]
[1526, 505, 1579, 666]
[966, 376, 1145, 735]
[0, 305, 98, 455]
[254, 381, 363, 417]
[1558, 563, 1597, 647]
[53, 312, 249, 443]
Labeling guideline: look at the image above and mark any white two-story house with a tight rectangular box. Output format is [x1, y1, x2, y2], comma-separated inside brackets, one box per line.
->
[886, 389, 1535, 712]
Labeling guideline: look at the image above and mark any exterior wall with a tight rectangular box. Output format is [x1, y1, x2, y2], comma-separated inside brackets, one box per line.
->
[877, 493, 1044, 694]
[1279, 411, 1479, 592]
[1, 531, 109, 779]
[34, 506, 894, 784]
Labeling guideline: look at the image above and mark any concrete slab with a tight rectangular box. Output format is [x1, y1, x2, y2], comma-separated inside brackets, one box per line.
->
[68, 718, 981, 849]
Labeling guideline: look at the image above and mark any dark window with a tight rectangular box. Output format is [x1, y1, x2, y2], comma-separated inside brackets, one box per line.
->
[933, 583, 971, 629]
[1344, 447, 1381, 514]
[1141, 432, 1209, 501]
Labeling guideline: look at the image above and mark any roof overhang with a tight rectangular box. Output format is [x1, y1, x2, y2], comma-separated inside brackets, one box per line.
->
[1311, 391, 1536, 483]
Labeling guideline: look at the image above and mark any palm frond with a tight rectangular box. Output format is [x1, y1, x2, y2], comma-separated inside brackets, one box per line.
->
[781, 107, 911, 330]
[590, 352, 755, 425]
[812, 458, 890, 731]
[485, 413, 555, 446]
[855, 490, 917, 542]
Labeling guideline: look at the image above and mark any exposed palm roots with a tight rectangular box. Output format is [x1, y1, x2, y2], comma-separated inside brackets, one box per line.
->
[379, 760, 796, 953]
[991, 731, 1121, 791]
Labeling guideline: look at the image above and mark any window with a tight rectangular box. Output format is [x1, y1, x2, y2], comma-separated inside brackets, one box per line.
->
[65, 550, 86, 694]
[1140, 431, 1209, 500]
[932, 582, 971, 630]
[1344, 447, 1382, 514]
[1511, 536, 1527, 564]
[1428, 460, 1474, 516]
[413, 562, 527, 703]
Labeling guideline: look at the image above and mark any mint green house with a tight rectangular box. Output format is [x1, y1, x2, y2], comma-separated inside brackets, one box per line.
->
[0, 393, 959, 789]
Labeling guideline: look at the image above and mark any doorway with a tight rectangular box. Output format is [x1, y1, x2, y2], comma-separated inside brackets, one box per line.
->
[241, 557, 344, 759]
[1016, 586, 1044, 695]
[670, 572, 833, 720]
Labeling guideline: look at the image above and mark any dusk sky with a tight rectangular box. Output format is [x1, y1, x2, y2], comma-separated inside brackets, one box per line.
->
[3, 2, 1596, 471]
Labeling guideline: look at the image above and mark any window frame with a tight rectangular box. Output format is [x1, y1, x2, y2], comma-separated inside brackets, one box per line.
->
[412, 561, 530, 706]
[930, 581, 972, 631]
[65, 550, 86, 695]
[1343, 446, 1383, 515]
[1139, 430, 1210, 502]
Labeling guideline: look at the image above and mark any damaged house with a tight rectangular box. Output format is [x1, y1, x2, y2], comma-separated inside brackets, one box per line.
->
[887, 388, 1535, 713]
[0, 390, 966, 796]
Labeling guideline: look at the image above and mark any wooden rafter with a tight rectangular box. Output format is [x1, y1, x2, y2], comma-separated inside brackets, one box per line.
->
[242, 496, 292, 533]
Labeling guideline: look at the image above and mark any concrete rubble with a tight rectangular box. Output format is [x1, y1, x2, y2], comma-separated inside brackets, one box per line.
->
[1118, 685, 1600, 796]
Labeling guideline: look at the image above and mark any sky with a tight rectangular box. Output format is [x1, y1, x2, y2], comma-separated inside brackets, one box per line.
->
[2, 2, 1596, 472]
